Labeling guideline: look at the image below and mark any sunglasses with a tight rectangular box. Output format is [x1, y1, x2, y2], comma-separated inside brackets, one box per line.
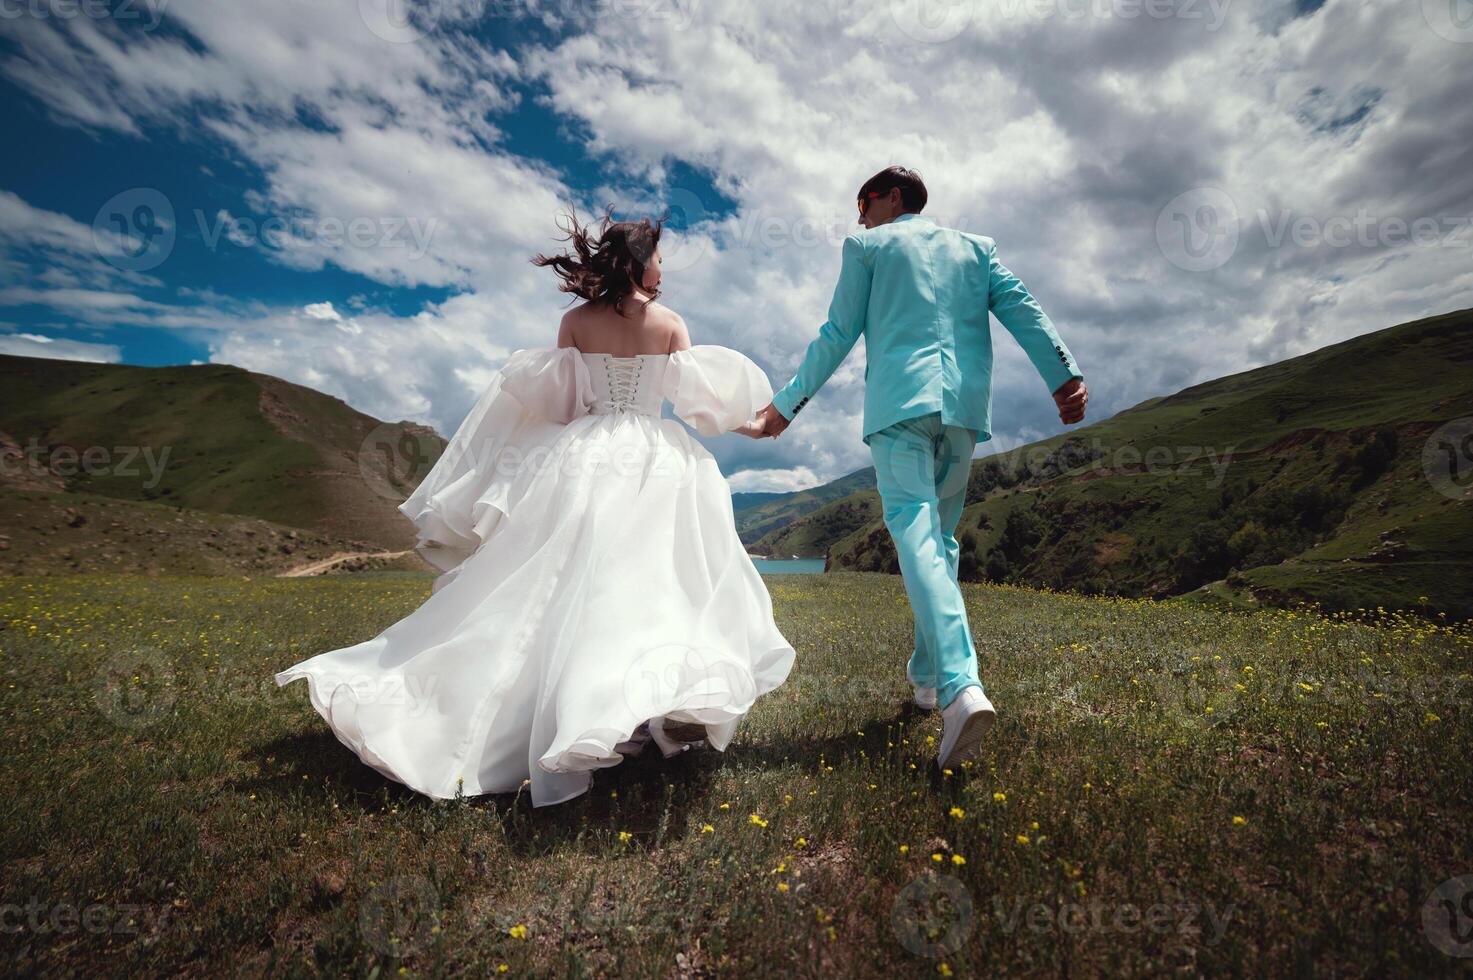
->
[857, 190, 884, 216]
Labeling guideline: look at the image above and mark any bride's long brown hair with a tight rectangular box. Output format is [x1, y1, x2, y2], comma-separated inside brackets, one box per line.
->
[532, 206, 664, 315]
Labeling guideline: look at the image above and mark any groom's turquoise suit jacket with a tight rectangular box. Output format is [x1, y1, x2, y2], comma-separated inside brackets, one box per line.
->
[771, 213, 1082, 443]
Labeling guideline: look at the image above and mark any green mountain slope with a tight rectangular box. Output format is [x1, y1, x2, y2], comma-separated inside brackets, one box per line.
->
[0, 354, 445, 573]
[732, 466, 876, 549]
[758, 309, 1473, 618]
[752, 491, 883, 560]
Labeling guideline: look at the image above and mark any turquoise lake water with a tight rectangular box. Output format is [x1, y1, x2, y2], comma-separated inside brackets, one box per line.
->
[750, 557, 826, 574]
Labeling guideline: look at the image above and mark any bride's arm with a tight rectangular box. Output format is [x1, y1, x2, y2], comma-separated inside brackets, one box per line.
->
[556, 310, 578, 349]
[666, 310, 692, 353]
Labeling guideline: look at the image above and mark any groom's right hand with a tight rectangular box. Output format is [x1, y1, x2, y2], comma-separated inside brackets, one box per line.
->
[755, 402, 791, 438]
[1053, 378, 1089, 425]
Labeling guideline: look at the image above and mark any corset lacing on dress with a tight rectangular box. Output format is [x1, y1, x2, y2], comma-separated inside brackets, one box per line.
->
[588, 355, 662, 417]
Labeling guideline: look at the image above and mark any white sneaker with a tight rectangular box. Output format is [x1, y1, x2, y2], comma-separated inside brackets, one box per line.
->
[907, 666, 938, 711]
[937, 686, 995, 770]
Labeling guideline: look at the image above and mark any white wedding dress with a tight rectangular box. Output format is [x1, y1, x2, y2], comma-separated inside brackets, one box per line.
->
[274, 345, 796, 806]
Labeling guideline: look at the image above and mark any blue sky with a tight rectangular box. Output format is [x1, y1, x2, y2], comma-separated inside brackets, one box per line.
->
[1, 0, 1470, 490]
[0, 9, 734, 366]
[0, 43, 734, 356]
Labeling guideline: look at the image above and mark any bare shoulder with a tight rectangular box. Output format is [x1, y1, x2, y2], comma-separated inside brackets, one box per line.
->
[561, 302, 596, 324]
[557, 303, 591, 347]
[647, 302, 691, 352]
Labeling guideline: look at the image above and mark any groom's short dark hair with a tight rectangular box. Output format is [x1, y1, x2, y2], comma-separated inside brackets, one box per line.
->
[859, 166, 927, 213]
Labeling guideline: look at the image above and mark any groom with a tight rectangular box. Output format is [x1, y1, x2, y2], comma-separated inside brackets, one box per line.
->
[755, 166, 1088, 771]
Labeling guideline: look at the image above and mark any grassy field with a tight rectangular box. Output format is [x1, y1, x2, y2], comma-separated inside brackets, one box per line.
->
[2, 572, 1471, 977]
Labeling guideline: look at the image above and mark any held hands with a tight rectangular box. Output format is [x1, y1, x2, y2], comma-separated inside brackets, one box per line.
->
[735, 403, 791, 439]
[737, 403, 791, 439]
[1053, 378, 1089, 425]
[755, 402, 791, 439]
[733, 418, 767, 439]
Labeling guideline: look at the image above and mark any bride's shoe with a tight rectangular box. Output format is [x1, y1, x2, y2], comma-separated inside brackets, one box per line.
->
[615, 721, 653, 757]
[648, 716, 707, 758]
[937, 686, 995, 770]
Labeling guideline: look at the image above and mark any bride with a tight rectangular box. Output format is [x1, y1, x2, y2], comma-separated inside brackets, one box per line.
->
[275, 209, 796, 806]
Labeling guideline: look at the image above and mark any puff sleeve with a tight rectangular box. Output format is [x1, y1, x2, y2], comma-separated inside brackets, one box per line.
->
[663, 345, 773, 438]
[398, 348, 593, 575]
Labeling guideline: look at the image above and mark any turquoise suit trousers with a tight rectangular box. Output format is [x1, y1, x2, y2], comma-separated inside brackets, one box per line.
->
[868, 412, 981, 709]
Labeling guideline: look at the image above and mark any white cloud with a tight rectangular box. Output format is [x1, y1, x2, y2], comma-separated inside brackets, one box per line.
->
[519, 0, 1473, 475]
[726, 466, 825, 494]
[0, 190, 101, 254]
[0, 332, 122, 363]
[1, 0, 1470, 491]
[302, 302, 343, 322]
[0, 287, 167, 313]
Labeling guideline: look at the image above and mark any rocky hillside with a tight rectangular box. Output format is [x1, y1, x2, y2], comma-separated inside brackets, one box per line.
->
[0, 355, 444, 575]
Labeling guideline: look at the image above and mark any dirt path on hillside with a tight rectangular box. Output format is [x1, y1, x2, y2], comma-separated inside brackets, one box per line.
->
[278, 550, 413, 577]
